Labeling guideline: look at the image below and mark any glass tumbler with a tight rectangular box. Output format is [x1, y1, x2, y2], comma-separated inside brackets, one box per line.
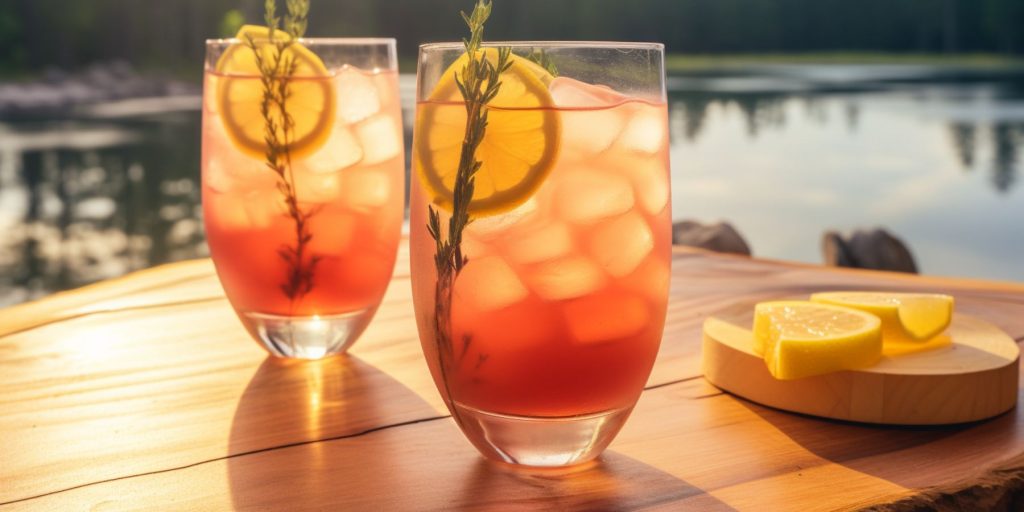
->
[410, 42, 670, 466]
[202, 36, 404, 359]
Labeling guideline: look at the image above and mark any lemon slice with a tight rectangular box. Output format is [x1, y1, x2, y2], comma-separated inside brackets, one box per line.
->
[214, 25, 335, 159]
[414, 49, 560, 217]
[811, 291, 954, 342]
[753, 301, 882, 380]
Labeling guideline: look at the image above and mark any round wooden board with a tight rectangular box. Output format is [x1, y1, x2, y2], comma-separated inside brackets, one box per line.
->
[702, 303, 1020, 425]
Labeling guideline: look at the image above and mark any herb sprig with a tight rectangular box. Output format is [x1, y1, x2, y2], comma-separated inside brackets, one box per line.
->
[427, 0, 510, 422]
[246, 0, 321, 304]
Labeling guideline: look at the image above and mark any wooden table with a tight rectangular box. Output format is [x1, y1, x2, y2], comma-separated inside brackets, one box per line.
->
[2, 242, 1023, 511]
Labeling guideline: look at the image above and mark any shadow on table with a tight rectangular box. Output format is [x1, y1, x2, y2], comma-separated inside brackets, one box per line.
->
[225, 355, 732, 509]
[447, 452, 734, 510]
[733, 391, 1023, 490]
[226, 354, 440, 510]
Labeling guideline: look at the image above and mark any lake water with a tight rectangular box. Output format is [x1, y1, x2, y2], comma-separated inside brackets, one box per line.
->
[1, 65, 1022, 306]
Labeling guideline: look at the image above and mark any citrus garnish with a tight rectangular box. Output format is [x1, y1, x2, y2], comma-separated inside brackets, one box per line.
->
[215, 25, 335, 159]
[753, 301, 882, 380]
[414, 48, 560, 217]
[811, 291, 954, 342]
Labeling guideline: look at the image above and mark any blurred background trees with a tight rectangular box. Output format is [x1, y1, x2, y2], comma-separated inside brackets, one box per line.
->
[3, 0, 1024, 76]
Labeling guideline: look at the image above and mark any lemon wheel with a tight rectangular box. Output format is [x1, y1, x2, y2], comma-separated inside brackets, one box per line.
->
[214, 25, 335, 159]
[414, 49, 560, 217]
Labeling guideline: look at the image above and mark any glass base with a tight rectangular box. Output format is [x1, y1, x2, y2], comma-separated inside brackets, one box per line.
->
[240, 308, 374, 360]
[453, 402, 633, 467]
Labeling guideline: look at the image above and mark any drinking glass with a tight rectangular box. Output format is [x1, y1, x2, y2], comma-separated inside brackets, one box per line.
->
[202, 36, 403, 359]
[410, 42, 670, 466]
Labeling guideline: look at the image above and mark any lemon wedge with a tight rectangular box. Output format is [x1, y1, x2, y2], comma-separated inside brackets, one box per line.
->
[753, 301, 882, 380]
[810, 292, 954, 342]
[414, 49, 560, 217]
[214, 25, 335, 159]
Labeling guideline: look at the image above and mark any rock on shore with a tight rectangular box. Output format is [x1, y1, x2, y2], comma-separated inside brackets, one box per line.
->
[822, 228, 918, 273]
[672, 220, 752, 255]
[0, 61, 200, 119]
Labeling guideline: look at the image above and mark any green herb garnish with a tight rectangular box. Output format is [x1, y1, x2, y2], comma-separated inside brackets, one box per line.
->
[427, 0, 511, 422]
[245, 0, 321, 303]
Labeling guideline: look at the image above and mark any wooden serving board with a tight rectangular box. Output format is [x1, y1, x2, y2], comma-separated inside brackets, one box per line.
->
[702, 302, 1019, 425]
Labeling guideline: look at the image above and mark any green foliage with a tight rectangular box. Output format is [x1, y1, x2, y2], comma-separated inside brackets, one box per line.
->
[218, 9, 245, 37]
[3, 0, 1024, 76]
[246, 0, 319, 303]
[428, 0, 509, 421]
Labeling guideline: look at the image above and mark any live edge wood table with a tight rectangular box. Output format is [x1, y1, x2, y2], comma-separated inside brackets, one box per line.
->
[3, 242, 1024, 511]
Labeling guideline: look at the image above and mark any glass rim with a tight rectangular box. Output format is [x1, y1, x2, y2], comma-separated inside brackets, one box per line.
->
[205, 37, 396, 46]
[419, 41, 665, 51]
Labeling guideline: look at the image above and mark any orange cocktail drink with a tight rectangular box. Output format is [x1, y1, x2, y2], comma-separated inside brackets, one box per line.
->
[410, 40, 670, 466]
[203, 28, 402, 359]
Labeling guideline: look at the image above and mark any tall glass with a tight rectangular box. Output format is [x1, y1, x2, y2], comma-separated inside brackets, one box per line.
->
[410, 42, 670, 466]
[202, 37, 403, 359]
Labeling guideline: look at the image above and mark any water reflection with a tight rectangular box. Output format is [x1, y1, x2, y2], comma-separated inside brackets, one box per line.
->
[670, 85, 1024, 198]
[668, 68, 1024, 282]
[0, 114, 206, 306]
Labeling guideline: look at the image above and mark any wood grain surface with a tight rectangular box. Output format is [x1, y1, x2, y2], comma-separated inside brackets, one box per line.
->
[1, 242, 1023, 511]
[703, 312, 1019, 425]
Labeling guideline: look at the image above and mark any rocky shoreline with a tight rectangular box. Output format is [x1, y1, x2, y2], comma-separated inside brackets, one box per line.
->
[0, 61, 200, 120]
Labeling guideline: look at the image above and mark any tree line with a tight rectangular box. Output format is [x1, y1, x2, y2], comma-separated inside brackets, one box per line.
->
[3, 0, 1023, 75]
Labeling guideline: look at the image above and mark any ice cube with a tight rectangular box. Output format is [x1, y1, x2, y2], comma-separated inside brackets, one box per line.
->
[372, 72, 399, 110]
[589, 211, 654, 277]
[460, 232, 494, 260]
[336, 65, 381, 124]
[204, 123, 272, 194]
[504, 222, 573, 265]
[623, 256, 671, 302]
[343, 167, 391, 212]
[618, 108, 667, 155]
[555, 169, 634, 224]
[563, 291, 650, 345]
[549, 76, 627, 107]
[526, 255, 606, 301]
[628, 158, 670, 215]
[453, 255, 529, 312]
[293, 167, 342, 204]
[355, 114, 401, 165]
[207, 192, 251, 231]
[466, 196, 541, 240]
[243, 188, 288, 229]
[299, 125, 363, 175]
[204, 156, 238, 194]
[549, 77, 626, 157]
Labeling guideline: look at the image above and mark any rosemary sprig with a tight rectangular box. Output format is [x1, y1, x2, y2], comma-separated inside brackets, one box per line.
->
[427, 0, 511, 423]
[246, 0, 321, 303]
